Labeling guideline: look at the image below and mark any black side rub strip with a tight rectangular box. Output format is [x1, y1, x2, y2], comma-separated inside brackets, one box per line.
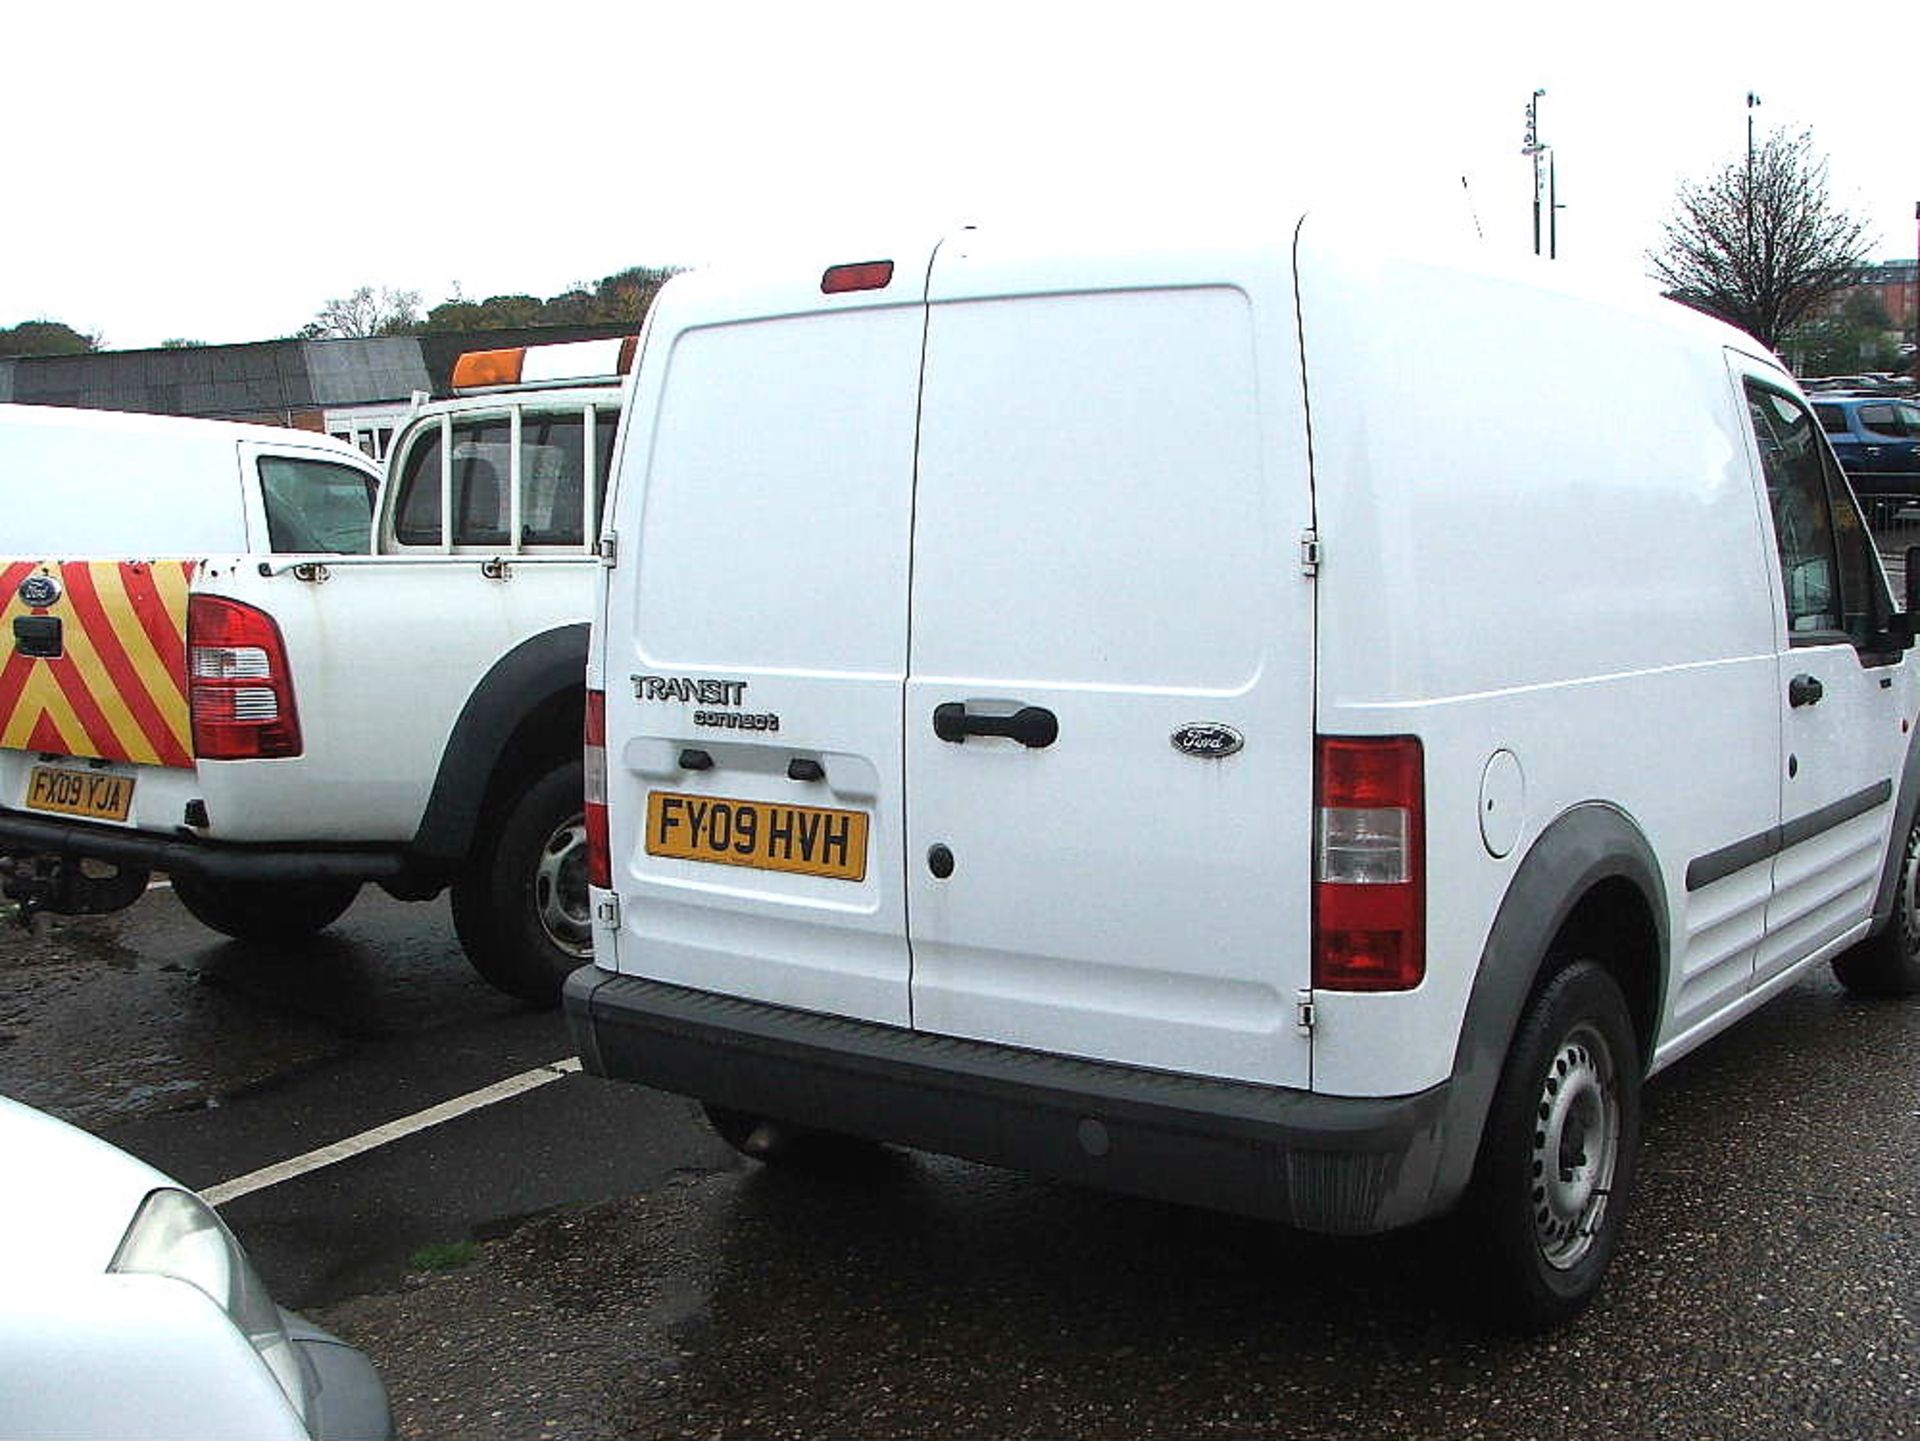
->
[1686, 779, 1893, 892]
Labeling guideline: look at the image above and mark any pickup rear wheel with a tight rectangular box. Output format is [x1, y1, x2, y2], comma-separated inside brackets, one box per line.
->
[452, 759, 592, 1006]
[1465, 959, 1641, 1331]
[170, 874, 361, 944]
[1833, 814, 1920, 996]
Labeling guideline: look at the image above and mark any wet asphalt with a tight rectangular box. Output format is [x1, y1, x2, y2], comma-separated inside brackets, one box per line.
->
[1, 886, 1915, 1439]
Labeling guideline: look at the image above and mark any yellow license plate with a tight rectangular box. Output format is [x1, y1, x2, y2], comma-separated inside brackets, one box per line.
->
[25, 766, 135, 822]
[646, 791, 869, 882]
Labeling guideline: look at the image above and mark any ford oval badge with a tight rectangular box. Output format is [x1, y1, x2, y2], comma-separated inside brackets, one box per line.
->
[1171, 723, 1244, 759]
[18, 573, 60, 609]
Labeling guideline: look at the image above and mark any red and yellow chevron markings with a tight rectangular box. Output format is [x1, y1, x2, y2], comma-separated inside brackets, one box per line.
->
[0, 559, 195, 769]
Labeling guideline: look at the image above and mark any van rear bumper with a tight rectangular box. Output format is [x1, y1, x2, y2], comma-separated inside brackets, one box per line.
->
[565, 966, 1460, 1236]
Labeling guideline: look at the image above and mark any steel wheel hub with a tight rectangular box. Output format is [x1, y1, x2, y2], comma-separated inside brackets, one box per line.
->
[535, 815, 593, 958]
[1897, 828, 1920, 964]
[1530, 1022, 1619, 1271]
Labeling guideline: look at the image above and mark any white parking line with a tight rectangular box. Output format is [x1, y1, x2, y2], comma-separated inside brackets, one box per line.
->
[201, 1057, 583, 1207]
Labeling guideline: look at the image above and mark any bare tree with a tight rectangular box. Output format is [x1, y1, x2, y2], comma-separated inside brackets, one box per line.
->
[1648, 129, 1871, 350]
[300, 286, 423, 339]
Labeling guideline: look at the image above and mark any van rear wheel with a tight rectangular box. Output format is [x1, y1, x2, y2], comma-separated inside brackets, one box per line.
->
[1466, 959, 1641, 1331]
[171, 874, 361, 944]
[451, 760, 593, 1006]
[1833, 815, 1920, 997]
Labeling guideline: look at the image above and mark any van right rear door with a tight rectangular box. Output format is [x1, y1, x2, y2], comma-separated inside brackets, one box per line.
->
[901, 239, 1317, 1088]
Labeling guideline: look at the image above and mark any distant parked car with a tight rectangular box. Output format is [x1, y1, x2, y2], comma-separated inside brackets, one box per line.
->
[1813, 394, 1920, 519]
[0, 1096, 390, 1440]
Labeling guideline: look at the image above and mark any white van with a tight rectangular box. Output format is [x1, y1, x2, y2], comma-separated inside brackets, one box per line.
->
[0, 404, 380, 556]
[566, 220, 1920, 1327]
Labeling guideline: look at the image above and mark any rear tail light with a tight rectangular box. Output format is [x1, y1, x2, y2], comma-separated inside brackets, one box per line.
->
[188, 595, 301, 759]
[821, 260, 894, 294]
[1314, 736, 1424, 991]
[586, 688, 610, 889]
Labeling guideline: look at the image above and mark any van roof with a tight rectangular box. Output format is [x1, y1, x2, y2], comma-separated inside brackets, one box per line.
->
[659, 214, 1779, 373]
[0, 402, 378, 459]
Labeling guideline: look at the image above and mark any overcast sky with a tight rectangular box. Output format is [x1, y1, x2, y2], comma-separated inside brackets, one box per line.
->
[7, 0, 1914, 351]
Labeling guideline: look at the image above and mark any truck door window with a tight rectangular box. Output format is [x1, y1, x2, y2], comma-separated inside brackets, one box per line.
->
[393, 425, 444, 544]
[258, 456, 376, 553]
[393, 404, 613, 550]
[1746, 379, 1890, 650]
[517, 412, 587, 546]
[450, 420, 513, 546]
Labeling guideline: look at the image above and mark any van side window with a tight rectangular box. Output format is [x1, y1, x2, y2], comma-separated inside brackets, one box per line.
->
[258, 456, 376, 554]
[1745, 380, 1889, 651]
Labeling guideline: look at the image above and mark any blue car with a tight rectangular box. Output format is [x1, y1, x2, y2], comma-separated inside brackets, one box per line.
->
[1812, 393, 1920, 516]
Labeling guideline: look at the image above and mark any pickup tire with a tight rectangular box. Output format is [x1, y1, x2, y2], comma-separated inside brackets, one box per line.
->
[170, 874, 361, 944]
[451, 759, 592, 1006]
[1834, 814, 1920, 996]
[1465, 959, 1641, 1331]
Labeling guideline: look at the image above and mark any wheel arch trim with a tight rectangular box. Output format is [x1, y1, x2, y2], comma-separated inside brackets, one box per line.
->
[409, 624, 589, 869]
[1430, 802, 1669, 1211]
[1870, 728, 1920, 932]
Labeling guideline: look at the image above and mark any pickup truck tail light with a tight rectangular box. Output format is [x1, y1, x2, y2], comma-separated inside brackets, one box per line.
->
[187, 595, 302, 759]
[585, 688, 610, 889]
[1314, 735, 1424, 991]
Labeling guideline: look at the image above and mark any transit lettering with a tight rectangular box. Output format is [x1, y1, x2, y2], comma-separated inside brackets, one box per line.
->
[631, 674, 750, 707]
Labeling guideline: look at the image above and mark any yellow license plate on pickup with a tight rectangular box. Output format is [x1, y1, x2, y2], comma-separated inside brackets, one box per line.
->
[25, 766, 135, 822]
[646, 792, 869, 882]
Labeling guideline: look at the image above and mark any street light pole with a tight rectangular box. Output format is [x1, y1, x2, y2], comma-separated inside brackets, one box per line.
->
[1523, 89, 1547, 257]
[1550, 151, 1559, 260]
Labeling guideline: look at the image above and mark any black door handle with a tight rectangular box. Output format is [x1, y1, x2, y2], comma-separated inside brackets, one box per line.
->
[1788, 674, 1824, 708]
[933, 702, 1058, 748]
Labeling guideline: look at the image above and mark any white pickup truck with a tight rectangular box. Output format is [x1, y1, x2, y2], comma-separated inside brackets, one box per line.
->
[0, 339, 629, 1003]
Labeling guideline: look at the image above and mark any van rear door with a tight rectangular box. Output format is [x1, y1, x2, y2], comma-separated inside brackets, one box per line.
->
[603, 253, 933, 1027]
[903, 242, 1316, 1086]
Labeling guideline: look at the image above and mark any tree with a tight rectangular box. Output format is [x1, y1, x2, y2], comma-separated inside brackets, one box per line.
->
[1785, 290, 1906, 377]
[1648, 129, 1872, 350]
[300, 286, 422, 339]
[0, 319, 100, 356]
[590, 265, 677, 322]
[417, 267, 681, 333]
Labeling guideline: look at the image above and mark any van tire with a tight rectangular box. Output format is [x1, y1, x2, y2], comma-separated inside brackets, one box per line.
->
[171, 874, 361, 943]
[451, 760, 593, 1006]
[1465, 959, 1641, 1331]
[1834, 816, 1920, 997]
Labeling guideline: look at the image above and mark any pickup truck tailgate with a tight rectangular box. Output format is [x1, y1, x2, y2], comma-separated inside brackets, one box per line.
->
[0, 559, 193, 768]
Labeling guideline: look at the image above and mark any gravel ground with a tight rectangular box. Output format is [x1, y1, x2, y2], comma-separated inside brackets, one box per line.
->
[313, 972, 1920, 1440]
[0, 906, 344, 1127]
